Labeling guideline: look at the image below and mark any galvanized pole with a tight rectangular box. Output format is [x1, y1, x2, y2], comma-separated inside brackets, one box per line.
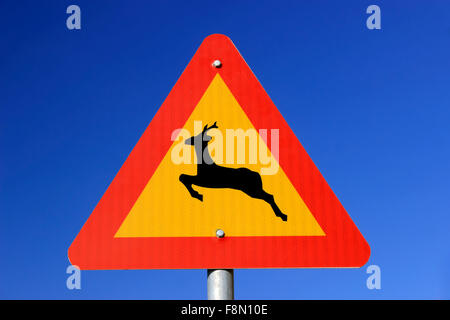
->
[207, 269, 234, 300]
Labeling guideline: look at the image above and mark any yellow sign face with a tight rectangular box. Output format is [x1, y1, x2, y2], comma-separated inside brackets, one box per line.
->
[115, 74, 324, 238]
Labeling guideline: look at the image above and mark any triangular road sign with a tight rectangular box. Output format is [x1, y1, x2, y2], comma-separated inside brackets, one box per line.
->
[68, 34, 370, 269]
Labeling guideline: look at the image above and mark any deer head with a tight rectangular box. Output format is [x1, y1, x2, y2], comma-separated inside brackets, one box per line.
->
[184, 122, 218, 146]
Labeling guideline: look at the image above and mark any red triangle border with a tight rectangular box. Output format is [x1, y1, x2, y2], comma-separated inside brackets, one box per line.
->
[68, 34, 370, 269]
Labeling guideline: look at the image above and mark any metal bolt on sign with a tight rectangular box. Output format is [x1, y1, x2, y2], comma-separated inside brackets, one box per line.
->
[216, 229, 225, 238]
[212, 60, 222, 68]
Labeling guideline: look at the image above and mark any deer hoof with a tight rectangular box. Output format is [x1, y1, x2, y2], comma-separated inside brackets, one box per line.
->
[279, 214, 287, 222]
[193, 192, 203, 201]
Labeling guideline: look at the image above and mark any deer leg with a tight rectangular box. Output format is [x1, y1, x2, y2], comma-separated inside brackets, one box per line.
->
[179, 174, 203, 201]
[264, 192, 287, 221]
[253, 190, 287, 221]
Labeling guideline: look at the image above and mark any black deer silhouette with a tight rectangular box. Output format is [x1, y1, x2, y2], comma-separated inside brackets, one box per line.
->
[179, 122, 287, 221]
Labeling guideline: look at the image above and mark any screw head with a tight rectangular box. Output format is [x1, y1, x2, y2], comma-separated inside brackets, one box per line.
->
[216, 229, 225, 238]
[212, 60, 222, 68]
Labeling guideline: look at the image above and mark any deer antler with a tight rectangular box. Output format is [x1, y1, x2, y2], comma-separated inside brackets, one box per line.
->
[203, 122, 218, 133]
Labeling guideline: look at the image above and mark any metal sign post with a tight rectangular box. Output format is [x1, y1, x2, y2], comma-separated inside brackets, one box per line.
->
[207, 269, 234, 300]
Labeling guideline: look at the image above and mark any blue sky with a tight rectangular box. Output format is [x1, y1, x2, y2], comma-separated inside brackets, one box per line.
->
[1, 0, 449, 299]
